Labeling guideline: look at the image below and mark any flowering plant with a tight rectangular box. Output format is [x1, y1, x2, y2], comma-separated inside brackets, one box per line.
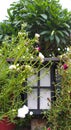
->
[0, 30, 43, 124]
[43, 47, 71, 130]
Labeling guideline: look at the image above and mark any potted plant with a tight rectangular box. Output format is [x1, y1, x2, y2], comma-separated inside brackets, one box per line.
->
[0, 28, 43, 130]
[0, 117, 16, 130]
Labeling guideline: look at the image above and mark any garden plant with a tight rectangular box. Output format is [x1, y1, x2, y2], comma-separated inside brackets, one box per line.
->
[0, 25, 45, 126]
[44, 47, 71, 130]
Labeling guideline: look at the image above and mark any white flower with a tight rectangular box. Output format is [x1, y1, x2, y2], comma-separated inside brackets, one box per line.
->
[17, 105, 29, 118]
[58, 48, 60, 51]
[22, 105, 29, 114]
[67, 47, 69, 51]
[12, 109, 16, 112]
[18, 32, 23, 37]
[25, 65, 33, 72]
[9, 65, 16, 70]
[29, 111, 33, 115]
[39, 52, 44, 63]
[18, 108, 26, 118]
[35, 33, 40, 38]
[16, 64, 19, 67]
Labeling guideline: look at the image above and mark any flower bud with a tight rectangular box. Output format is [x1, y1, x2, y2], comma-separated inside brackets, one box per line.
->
[62, 63, 68, 70]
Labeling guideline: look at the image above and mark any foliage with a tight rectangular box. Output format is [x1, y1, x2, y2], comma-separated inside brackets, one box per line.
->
[43, 47, 71, 130]
[0, 21, 17, 43]
[0, 26, 42, 124]
[0, 0, 71, 56]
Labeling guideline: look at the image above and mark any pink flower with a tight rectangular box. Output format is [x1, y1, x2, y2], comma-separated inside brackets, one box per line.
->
[62, 63, 68, 70]
[47, 127, 51, 130]
[35, 46, 41, 51]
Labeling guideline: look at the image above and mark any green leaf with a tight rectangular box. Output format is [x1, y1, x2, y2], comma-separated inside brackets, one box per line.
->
[55, 35, 60, 44]
[40, 14, 47, 20]
[0, 35, 3, 39]
[63, 31, 69, 36]
[57, 31, 64, 37]
[40, 31, 49, 35]
[51, 30, 55, 36]
[61, 39, 66, 44]
[63, 23, 70, 28]
[49, 35, 54, 41]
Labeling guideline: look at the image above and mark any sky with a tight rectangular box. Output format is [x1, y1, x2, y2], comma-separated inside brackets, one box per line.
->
[0, 0, 18, 21]
[0, 0, 71, 22]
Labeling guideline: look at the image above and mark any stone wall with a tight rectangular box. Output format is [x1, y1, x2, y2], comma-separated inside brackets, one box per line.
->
[31, 118, 46, 130]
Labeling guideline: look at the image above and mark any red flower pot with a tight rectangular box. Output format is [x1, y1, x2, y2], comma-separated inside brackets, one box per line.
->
[0, 117, 16, 130]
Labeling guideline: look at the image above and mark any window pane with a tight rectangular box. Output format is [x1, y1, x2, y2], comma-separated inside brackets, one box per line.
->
[40, 68, 50, 86]
[27, 74, 38, 87]
[27, 89, 37, 109]
[40, 89, 51, 109]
